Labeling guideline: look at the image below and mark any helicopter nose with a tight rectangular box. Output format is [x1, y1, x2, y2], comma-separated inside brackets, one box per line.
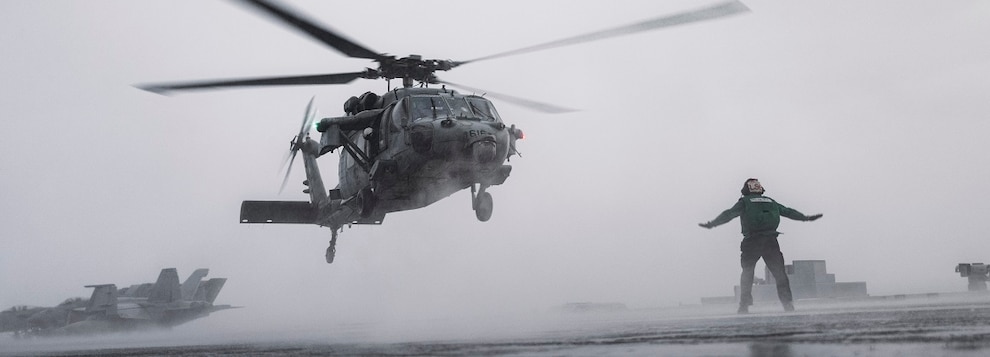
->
[472, 139, 497, 163]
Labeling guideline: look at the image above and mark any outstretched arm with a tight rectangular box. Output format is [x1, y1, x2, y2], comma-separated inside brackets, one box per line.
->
[779, 204, 822, 221]
[699, 199, 744, 229]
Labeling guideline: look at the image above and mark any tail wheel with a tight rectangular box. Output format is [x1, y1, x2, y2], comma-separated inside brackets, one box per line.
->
[474, 191, 493, 222]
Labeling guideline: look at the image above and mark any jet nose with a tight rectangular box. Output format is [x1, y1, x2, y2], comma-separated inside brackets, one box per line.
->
[472, 139, 497, 163]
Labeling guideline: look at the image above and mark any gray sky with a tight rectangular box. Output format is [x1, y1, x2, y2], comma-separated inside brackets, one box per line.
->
[2, 0, 989, 338]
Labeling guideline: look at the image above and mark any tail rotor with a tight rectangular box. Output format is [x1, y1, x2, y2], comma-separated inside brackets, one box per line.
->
[279, 96, 318, 194]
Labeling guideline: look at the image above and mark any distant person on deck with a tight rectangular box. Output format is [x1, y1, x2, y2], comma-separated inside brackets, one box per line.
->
[698, 178, 822, 314]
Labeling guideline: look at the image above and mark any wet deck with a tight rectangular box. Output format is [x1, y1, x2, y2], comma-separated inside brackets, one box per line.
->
[4, 296, 990, 356]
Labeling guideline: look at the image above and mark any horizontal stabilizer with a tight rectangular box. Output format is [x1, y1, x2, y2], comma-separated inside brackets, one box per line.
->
[240, 201, 316, 224]
[208, 304, 241, 313]
[350, 214, 385, 225]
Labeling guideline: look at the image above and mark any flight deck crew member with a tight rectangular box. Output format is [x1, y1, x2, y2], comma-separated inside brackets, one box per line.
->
[698, 178, 822, 314]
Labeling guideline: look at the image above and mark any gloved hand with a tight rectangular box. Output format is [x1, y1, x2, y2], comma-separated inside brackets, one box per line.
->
[807, 214, 823, 221]
[698, 222, 715, 229]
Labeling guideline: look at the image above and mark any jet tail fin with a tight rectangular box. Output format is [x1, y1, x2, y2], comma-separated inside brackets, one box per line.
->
[147, 268, 182, 303]
[194, 278, 227, 304]
[181, 268, 209, 301]
[84, 284, 118, 317]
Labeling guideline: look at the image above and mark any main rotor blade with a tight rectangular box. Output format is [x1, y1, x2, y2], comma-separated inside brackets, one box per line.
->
[437, 79, 577, 114]
[136, 72, 366, 94]
[236, 0, 383, 60]
[456, 0, 749, 66]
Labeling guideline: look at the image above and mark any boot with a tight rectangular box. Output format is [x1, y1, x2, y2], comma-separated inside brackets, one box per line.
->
[737, 305, 749, 314]
[782, 302, 795, 312]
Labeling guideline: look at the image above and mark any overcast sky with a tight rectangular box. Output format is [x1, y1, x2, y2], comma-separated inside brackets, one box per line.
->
[2, 0, 989, 341]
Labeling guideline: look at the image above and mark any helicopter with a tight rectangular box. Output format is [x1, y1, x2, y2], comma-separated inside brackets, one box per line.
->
[138, 0, 749, 263]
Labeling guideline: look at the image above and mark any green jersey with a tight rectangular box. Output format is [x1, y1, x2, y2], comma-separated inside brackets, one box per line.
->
[707, 194, 814, 237]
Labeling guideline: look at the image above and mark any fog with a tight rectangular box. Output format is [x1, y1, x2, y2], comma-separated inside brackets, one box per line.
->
[1, 0, 989, 345]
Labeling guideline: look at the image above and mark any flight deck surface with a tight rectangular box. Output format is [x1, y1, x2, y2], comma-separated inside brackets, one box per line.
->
[4, 295, 989, 356]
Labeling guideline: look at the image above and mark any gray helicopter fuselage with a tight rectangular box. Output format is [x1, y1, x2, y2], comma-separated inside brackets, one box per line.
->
[317, 87, 515, 224]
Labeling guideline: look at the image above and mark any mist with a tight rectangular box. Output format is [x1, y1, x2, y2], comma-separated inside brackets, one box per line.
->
[2, 0, 989, 348]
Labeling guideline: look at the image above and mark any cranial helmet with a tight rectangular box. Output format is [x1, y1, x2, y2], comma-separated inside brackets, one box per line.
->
[741, 178, 765, 195]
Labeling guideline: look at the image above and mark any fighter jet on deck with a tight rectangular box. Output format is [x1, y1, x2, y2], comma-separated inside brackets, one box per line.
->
[0, 268, 236, 336]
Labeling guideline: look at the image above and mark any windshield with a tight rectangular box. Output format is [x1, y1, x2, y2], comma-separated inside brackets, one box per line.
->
[409, 96, 451, 122]
[443, 97, 474, 119]
[408, 95, 501, 122]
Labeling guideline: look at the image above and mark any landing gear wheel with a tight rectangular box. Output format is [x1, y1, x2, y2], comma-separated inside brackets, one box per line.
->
[326, 230, 338, 264]
[474, 191, 493, 222]
[325, 245, 335, 264]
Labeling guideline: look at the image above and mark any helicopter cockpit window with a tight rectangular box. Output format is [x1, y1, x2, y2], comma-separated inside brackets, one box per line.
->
[409, 96, 450, 122]
[443, 97, 474, 119]
[466, 97, 501, 122]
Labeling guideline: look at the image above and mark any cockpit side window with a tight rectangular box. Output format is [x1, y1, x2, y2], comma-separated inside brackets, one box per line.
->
[467, 97, 502, 121]
[381, 105, 396, 151]
[389, 103, 404, 131]
[466, 97, 502, 122]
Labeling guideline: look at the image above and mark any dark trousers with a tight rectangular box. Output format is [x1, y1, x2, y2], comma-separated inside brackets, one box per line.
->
[738, 234, 793, 306]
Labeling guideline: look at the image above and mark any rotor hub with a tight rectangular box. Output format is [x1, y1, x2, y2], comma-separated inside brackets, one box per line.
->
[372, 55, 455, 86]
